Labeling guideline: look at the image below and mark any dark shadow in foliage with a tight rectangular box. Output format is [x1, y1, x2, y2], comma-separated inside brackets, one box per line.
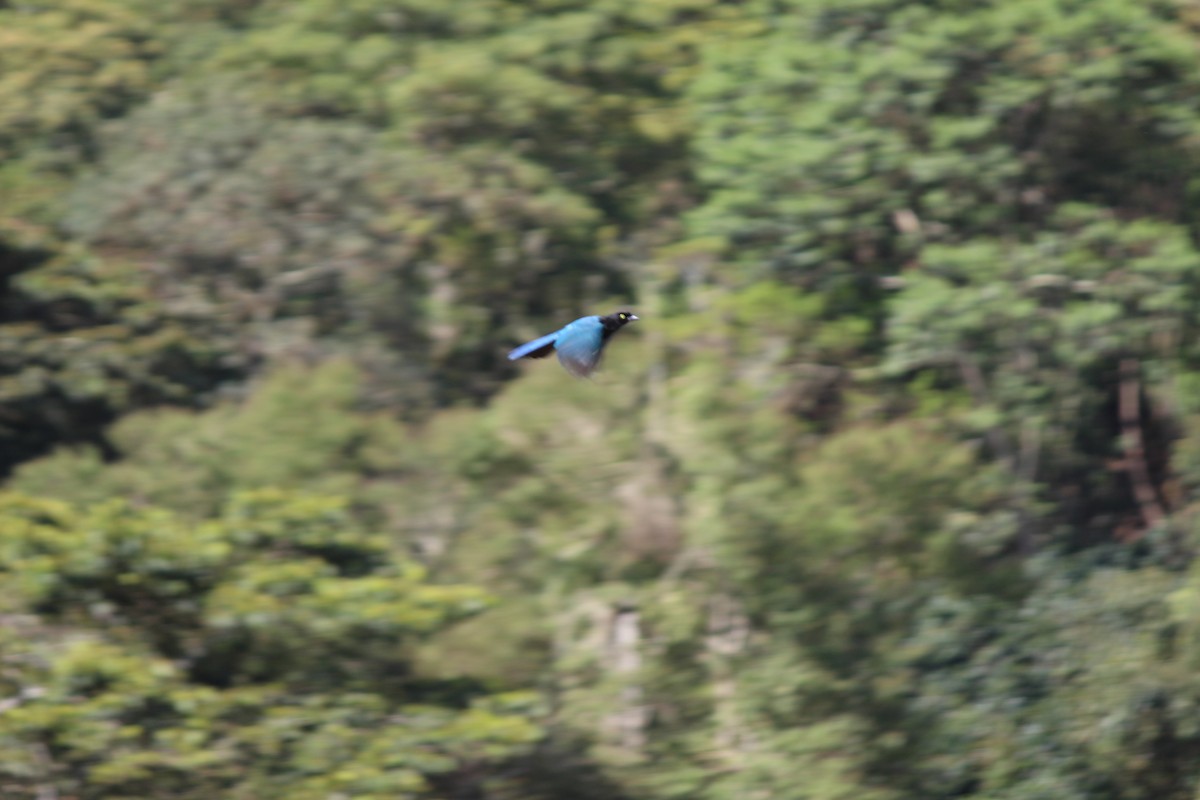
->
[430, 732, 641, 800]
[0, 243, 249, 476]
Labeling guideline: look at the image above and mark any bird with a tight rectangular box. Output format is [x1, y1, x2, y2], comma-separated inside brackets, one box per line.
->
[508, 311, 639, 378]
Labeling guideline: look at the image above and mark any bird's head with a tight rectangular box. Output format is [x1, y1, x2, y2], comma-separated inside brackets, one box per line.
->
[597, 310, 639, 337]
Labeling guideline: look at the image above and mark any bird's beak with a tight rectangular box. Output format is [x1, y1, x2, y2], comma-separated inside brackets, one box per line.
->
[628, 314, 639, 321]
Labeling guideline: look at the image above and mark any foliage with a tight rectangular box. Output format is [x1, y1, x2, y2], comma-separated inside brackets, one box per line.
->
[685, 0, 1200, 308]
[9, 0, 1200, 798]
[885, 206, 1200, 540]
[0, 0, 161, 161]
[0, 243, 247, 474]
[0, 490, 539, 799]
[10, 360, 407, 519]
[64, 85, 612, 402]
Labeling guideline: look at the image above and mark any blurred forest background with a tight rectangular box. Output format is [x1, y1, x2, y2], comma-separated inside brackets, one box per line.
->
[4, 0, 1200, 797]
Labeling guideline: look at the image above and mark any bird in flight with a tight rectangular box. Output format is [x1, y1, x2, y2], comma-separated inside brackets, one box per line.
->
[508, 311, 639, 377]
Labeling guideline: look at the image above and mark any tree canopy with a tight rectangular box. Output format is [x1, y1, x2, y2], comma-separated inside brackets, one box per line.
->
[5, 0, 1200, 797]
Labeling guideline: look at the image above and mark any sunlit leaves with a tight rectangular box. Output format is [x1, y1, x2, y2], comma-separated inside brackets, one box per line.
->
[0, 488, 537, 799]
[0, 0, 160, 159]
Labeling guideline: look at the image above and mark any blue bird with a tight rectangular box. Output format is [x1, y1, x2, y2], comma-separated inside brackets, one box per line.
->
[508, 311, 639, 377]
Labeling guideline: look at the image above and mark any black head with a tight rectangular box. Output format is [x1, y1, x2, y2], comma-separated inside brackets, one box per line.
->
[599, 310, 639, 335]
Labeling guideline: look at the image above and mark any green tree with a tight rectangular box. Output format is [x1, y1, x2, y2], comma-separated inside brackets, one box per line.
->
[0, 0, 161, 161]
[886, 207, 1200, 546]
[685, 0, 1200, 307]
[0, 243, 246, 474]
[0, 489, 540, 799]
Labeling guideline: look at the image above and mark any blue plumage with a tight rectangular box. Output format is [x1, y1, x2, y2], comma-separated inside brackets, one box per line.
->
[508, 311, 638, 377]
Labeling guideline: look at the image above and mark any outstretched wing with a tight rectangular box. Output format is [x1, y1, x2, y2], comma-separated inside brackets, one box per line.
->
[508, 331, 559, 361]
[553, 317, 605, 377]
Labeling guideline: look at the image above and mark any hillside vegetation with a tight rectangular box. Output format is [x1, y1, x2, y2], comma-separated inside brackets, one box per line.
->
[4, 1, 1200, 798]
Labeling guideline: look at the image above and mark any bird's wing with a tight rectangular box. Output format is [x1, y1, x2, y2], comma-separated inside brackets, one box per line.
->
[553, 317, 605, 377]
[508, 331, 559, 360]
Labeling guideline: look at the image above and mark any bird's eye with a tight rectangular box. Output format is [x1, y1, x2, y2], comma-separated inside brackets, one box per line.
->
[619, 313, 627, 319]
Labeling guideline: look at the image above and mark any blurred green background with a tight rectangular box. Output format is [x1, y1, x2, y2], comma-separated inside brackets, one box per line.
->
[3, 0, 1200, 797]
